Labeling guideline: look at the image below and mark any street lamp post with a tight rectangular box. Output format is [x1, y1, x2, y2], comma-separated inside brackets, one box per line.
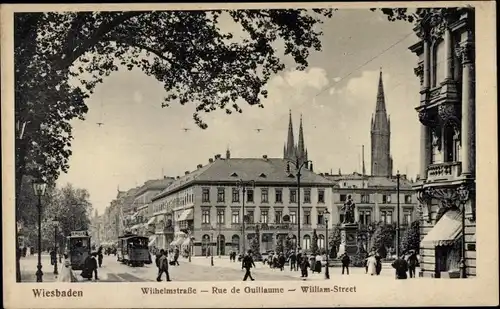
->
[33, 180, 47, 282]
[52, 217, 59, 275]
[210, 229, 214, 266]
[218, 221, 222, 258]
[286, 159, 312, 253]
[237, 180, 255, 254]
[324, 209, 330, 279]
[367, 225, 374, 254]
[396, 171, 401, 258]
[457, 184, 470, 279]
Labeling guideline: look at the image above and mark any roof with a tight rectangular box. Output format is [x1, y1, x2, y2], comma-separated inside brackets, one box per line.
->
[134, 178, 176, 196]
[153, 157, 333, 199]
[320, 173, 414, 189]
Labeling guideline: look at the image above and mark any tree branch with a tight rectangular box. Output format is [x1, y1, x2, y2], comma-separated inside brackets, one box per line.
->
[105, 36, 172, 63]
[58, 11, 143, 69]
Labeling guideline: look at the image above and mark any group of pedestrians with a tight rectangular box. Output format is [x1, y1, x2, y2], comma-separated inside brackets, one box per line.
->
[81, 246, 104, 281]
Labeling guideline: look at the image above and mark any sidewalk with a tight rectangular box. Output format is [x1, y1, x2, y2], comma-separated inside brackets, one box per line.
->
[20, 254, 59, 282]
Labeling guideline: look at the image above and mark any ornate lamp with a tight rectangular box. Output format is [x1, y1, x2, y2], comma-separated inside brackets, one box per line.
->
[456, 184, 470, 279]
[32, 179, 47, 282]
[52, 216, 59, 275]
[324, 208, 330, 280]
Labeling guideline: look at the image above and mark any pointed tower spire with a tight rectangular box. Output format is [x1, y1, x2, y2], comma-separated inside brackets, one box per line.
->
[362, 145, 366, 176]
[371, 68, 391, 177]
[376, 68, 386, 112]
[285, 109, 295, 160]
[297, 114, 306, 163]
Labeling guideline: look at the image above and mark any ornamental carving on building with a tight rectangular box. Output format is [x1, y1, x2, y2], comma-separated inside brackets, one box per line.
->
[414, 62, 424, 85]
[418, 109, 438, 127]
[416, 189, 433, 223]
[438, 102, 461, 134]
[455, 40, 475, 65]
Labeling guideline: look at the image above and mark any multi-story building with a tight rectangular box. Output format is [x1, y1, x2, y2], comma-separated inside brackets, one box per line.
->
[151, 150, 333, 256]
[410, 8, 476, 278]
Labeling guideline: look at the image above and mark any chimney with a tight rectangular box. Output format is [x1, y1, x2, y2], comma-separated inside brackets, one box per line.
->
[185, 171, 190, 175]
[215, 154, 221, 160]
[197, 164, 203, 169]
[164, 176, 166, 179]
[226, 149, 231, 159]
[209, 158, 214, 163]
[309, 162, 313, 172]
[262, 155, 268, 160]
[176, 176, 180, 179]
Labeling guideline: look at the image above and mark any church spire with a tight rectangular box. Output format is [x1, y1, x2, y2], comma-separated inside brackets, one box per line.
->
[297, 114, 305, 161]
[371, 68, 392, 177]
[376, 68, 386, 112]
[285, 109, 295, 160]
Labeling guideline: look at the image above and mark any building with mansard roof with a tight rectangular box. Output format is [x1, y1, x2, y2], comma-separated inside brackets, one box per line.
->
[410, 8, 476, 278]
[149, 151, 334, 256]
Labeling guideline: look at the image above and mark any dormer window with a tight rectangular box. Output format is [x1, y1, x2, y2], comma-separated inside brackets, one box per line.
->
[259, 173, 267, 178]
[230, 172, 238, 177]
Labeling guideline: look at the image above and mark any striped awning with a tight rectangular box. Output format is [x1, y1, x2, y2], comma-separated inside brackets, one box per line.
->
[178, 209, 194, 222]
[147, 217, 156, 225]
[421, 210, 462, 247]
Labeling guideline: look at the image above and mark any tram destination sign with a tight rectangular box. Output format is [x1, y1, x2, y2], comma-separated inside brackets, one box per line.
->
[70, 231, 89, 237]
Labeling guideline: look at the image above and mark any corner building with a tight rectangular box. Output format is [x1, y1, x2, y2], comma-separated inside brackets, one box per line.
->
[152, 153, 333, 256]
[409, 8, 476, 278]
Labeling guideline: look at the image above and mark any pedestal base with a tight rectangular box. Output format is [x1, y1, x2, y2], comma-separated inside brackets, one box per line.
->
[339, 224, 359, 257]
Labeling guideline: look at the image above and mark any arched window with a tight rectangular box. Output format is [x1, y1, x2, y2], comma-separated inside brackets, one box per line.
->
[202, 234, 210, 256]
[303, 235, 311, 251]
[217, 235, 225, 256]
[231, 235, 240, 253]
[318, 234, 325, 249]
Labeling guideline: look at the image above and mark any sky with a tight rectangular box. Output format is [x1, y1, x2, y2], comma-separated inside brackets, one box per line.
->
[56, 9, 421, 215]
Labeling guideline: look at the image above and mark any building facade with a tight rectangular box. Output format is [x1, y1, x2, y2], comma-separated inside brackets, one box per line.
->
[409, 8, 476, 278]
[152, 152, 334, 256]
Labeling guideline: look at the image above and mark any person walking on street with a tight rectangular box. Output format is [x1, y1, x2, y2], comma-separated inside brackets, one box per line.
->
[300, 255, 310, 278]
[392, 255, 409, 279]
[296, 251, 302, 271]
[341, 253, 350, 275]
[289, 251, 297, 271]
[242, 250, 256, 281]
[81, 252, 99, 281]
[278, 253, 286, 271]
[375, 254, 382, 275]
[156, 249, 171, 282]
[366, 253, 377, 276]
[173, 247, 180, 266]
[407, 250, 418, 278]
[97, 246, 103, 268]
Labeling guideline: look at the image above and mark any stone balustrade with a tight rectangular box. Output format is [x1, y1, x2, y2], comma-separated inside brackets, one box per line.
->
[427, 161, 462, 182]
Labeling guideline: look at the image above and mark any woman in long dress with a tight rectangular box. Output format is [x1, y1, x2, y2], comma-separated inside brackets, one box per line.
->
[366, 254, 377, 276]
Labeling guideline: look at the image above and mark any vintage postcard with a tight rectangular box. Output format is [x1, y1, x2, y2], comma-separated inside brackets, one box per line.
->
[1, 1, 498, 308]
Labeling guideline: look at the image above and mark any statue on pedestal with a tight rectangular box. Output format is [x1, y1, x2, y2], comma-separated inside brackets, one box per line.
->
[341, 195, 356, 224]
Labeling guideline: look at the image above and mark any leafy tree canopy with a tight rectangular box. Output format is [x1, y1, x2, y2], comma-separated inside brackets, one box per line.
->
[15, 9, 333, 183]
[400, 220, 420, 254]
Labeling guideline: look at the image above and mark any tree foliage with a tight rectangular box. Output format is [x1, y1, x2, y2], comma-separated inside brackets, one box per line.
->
[400, 220, 420, 254]
[328, 223, 341, 256]
[15, 9, 333, 184]
[19, 183, 93, 250]
[370, 222, 396, 258]
[311, 229, 319, 255]
[284, 233, 295, 253]
[372, 7, 463, 24]
[275, 235, 284, 254]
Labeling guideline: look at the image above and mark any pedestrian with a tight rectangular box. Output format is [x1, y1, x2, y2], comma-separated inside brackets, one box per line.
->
[156, 249, 172, 282]
[50, 248, 57, 266]
[366, 254, 377, 276]
[174, 247, 180, 266]
[242, 250, 256, 281]
[314, 254, 322, 274]
[375, 254, 382, 275]
[97, 246, 103, 268]
[289, 251, 297, 271]
[296, 251, 302, 271]
[81, 252, 98, 281]
[341, 253, 350, 275]
[392, 255, 409, 279]
[278, 253, 286, 271]
[22, 246, 27, 257]
[300, 255, 310, 278]
[309, 254, 316, 273]
[407, 250, 418, 278]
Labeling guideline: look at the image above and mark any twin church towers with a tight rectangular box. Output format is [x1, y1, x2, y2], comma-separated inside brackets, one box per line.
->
[283, 69, 393, 177]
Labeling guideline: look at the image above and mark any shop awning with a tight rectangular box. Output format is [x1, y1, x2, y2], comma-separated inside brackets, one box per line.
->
[131, 224, 142, 230]
[170, 238, 184, 247]
[421, 210, 462, 247]
[147, 217, 156, 225]
[182, 238, 191, 246]
[177, 209, 194, 222]
[148, 236, 156, 247]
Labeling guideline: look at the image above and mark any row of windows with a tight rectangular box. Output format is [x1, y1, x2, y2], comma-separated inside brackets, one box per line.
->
[339, 194, 413, 204]
[204, 187, 325, 204]
[201, 209, 329, 225]
[348, 210, 413, 225]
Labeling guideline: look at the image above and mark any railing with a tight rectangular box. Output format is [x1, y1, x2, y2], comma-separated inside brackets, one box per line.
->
[427, 161, 462, 182]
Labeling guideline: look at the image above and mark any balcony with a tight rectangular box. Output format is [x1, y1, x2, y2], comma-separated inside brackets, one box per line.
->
[427, 162, 462, 182]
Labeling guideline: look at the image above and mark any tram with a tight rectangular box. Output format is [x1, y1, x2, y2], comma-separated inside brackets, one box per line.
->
[65, 230, 91, 270]
[116, 233, 149, 267]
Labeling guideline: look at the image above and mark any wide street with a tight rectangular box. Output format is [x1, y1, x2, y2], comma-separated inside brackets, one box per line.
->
[20, 254, 421, 283]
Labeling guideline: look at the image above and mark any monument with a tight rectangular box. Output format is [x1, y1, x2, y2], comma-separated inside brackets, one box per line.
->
[337, 195, 359, 256]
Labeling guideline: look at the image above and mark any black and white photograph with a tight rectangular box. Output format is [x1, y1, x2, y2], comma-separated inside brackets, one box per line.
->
[2, 2, 497, 308]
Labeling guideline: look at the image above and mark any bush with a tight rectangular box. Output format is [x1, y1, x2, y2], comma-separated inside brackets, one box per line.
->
[400, 220, 420, 254]
[275, 235, 284, 254]
[311, 229, 319, 255]
[370, 222, 395, 258]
